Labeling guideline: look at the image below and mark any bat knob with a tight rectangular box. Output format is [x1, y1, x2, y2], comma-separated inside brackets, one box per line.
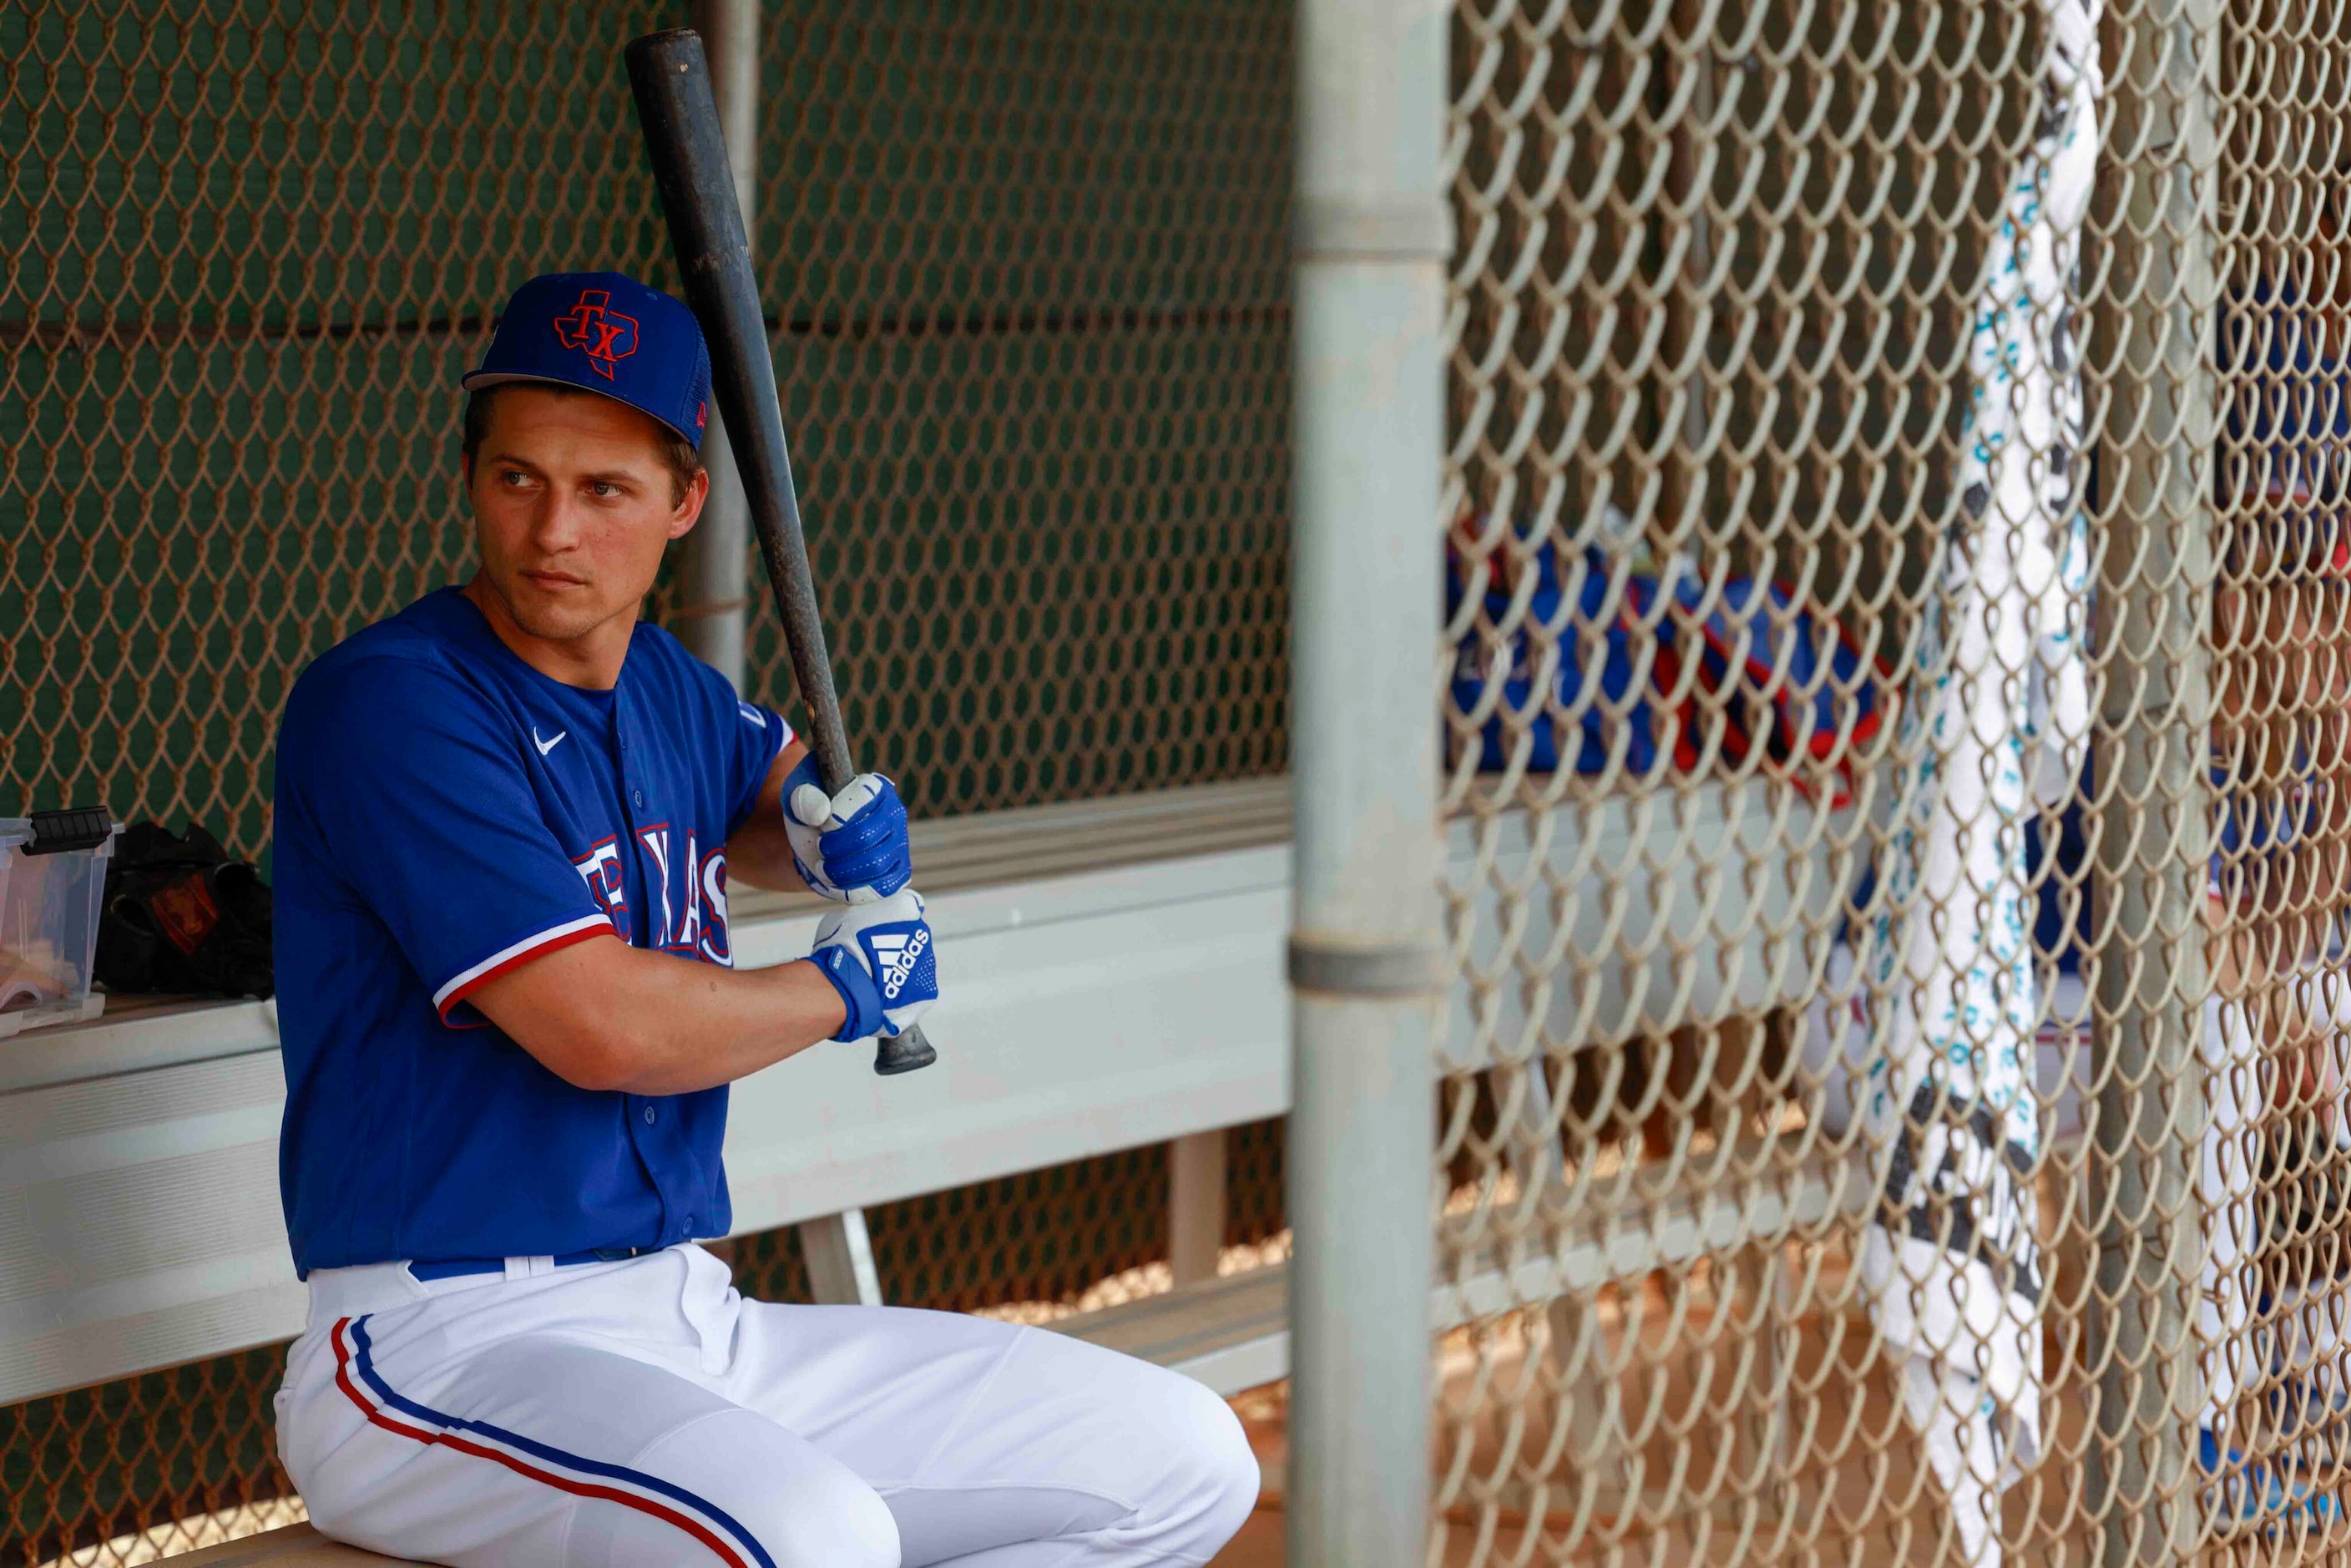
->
[873, 1025, 937, 1076]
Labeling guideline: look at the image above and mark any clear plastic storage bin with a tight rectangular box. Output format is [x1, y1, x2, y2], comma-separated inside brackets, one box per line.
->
[0, 809, 120, 1039]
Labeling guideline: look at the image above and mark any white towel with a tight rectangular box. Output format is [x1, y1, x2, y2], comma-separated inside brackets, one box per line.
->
[1836, 5, 2101, 1554]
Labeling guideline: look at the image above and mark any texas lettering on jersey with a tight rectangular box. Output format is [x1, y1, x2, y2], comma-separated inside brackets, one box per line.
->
[573, 827, 733, 964]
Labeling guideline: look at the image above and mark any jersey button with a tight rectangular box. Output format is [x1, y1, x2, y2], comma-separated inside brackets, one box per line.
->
[643, 1105, 657, 1125]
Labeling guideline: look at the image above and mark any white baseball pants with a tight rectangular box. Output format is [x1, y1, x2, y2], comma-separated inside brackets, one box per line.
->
[274, 1243, 1259, 1567]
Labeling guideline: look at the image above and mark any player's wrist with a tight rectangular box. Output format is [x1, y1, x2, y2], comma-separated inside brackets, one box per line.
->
[801, 951, 872, 1041]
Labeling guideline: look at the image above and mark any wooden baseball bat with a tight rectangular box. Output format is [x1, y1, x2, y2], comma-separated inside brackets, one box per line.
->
[626, 28, 936, 1076]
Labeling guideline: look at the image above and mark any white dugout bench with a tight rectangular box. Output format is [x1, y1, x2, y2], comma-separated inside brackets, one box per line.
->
[2, 775, 1864, 1565]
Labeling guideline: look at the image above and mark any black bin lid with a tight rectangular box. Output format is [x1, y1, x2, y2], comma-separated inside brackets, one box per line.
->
[24, 807, 115, 857]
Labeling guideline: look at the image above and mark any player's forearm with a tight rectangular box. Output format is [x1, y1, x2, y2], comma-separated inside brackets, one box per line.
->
[592, 949, 849, 1095]
[723, 812, 806, 893]
[468, 934, 847, 1095]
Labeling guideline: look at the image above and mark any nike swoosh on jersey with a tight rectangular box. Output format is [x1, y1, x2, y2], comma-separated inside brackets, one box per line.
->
[533, 727, 568, 756]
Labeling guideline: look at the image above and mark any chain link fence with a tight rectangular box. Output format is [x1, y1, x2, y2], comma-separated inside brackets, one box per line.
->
[1435, 0, 2351, 1560]
[0, 1, 1288, 1563]
[1, 1350, 297, 1568]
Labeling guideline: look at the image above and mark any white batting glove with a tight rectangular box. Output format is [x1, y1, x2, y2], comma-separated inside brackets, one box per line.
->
[807, 888, 938, 1039]
[781, 753, 912, 905]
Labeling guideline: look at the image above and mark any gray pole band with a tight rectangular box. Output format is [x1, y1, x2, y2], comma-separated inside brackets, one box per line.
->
[1287, 937, 1448, 997]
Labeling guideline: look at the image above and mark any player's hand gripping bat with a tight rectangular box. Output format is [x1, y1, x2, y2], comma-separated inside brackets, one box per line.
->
[627, 28, 936, 1077]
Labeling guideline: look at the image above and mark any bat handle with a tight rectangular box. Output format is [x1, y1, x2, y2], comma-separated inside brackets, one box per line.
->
[874, 1024, 938, 1076]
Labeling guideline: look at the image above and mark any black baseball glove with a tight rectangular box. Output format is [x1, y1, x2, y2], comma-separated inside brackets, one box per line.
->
[94, 822, 274, 999]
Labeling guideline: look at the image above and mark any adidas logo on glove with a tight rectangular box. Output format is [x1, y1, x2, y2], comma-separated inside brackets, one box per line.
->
[810, 888, 938, 1043]
[867, 928, 930, 1000]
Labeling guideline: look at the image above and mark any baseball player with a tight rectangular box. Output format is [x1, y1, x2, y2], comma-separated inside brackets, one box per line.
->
[268, 271, 1258, 1568]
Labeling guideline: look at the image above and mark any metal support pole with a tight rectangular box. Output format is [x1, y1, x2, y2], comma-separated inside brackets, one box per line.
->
[2088, 0, 2219, 1558]
[800, 1208, 885, 1305]
[1169, 1128, 1227, 1287]
[677, 0, 759, 689]
[1286, 0, 1446, 1562]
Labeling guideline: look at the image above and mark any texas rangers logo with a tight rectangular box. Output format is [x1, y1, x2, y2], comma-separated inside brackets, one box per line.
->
[551, 289, 639, 380]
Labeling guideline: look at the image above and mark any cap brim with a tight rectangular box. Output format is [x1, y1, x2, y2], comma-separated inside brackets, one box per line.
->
[458, 369, 702, 449]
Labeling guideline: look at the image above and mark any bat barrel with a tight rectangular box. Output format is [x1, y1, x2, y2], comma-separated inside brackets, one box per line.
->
[629, 29, 933, 1078]
[625, 28, 856, 792]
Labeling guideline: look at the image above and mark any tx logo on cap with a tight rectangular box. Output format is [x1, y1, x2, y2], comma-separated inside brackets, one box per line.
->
[551, 289, 640, 380]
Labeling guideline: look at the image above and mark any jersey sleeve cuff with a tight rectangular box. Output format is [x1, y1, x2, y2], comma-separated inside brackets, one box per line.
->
[762, 709, 794, 767]
[730, 702, 796, 831]
[432, 913, 615, 1024]
[738, 700, 794, 751]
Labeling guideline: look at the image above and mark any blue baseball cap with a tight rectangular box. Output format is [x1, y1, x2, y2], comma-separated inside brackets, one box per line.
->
[463, 271, 713, 449]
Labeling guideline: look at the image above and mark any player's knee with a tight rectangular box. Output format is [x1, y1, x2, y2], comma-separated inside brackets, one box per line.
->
[720, 1464, 897, 1568]
[758, 1468, 900, 1568]
[1138, 1370, 1261, 1554]
[632, 1413, 899, 1568]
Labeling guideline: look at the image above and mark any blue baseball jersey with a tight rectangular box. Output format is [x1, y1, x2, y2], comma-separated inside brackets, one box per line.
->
[272, 588, 791, 1276]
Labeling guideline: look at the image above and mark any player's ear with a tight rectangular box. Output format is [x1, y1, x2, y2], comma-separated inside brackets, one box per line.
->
[667, 466, 710, 542]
